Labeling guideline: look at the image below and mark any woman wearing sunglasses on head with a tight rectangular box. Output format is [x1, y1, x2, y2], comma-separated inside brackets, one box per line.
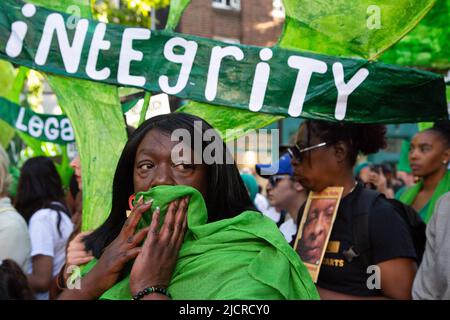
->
[289, 120, 418, 300]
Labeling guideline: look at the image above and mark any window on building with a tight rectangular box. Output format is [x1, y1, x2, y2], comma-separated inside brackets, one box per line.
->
[272, 0, 285, 18]
[212, 0, 241, 11]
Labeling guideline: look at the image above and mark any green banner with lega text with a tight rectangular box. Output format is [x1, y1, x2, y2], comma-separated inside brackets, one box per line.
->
[0, 96, 74, 144]
[0, 0, 448, 123]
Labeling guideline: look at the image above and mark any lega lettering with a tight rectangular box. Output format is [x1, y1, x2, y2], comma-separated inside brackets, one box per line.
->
[15, 107, 74, 142]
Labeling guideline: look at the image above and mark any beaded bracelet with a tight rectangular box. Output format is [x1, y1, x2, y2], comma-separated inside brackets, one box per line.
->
[132, 286, 171, 300]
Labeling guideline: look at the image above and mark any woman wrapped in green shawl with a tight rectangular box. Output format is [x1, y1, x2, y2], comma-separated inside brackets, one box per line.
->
[58, 113, 318, 300]
[396, 121, 450, 223]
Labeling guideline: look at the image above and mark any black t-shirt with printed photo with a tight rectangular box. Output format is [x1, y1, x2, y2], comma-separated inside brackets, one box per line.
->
[292, 183, 417, 297]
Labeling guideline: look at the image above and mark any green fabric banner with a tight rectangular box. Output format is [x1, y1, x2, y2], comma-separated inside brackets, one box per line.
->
[0, 0, 447, 124]
[0, 96, 74, 144]
[0, 95, 143, 144]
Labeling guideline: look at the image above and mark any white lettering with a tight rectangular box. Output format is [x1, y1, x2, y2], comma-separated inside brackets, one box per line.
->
[6, 4, 37, 58]
[60, 118, 74, 141]
[333, 62, 369, 120]
[44, 117, 59, 141]
[249, 48, 272, 112]
[28, 115, 44, 138]
[159, 37, 198, 95]
[35, 13, 89, 73]
[287, 56, 327, 117]
[15, 108, 28, 132]
[86, 23, 111, 80]
[118, 28, 151, 86]
[205, 46, 244, 101]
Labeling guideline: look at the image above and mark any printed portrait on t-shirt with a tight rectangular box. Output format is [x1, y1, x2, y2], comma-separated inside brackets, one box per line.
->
[294, 187, 343, 282]
[297, 198, 337, 265]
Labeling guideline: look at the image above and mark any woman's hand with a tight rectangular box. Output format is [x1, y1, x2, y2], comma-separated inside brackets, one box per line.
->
[368, 170, 394, 198]
[83, 196, 153, 299]
[62, 231, 95, 284]
[129, 196, 189, 298]
[67, 231, 94, 266]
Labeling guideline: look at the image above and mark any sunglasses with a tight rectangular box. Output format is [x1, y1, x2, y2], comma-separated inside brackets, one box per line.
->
[287, 142, 328, 162]
[268, 175, 292, 187]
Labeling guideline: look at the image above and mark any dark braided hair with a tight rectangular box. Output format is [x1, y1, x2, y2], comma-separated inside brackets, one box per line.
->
[303, 120, 387, 167]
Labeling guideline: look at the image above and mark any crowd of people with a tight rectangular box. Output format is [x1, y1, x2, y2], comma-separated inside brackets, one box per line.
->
[0, 114, 449, 300]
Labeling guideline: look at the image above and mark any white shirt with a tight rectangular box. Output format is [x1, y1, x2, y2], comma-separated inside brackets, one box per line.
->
[279, 216, 298, 243]
[254, 193, 281, 223]
[28, 204, 73, 300]
[0, 197, 31, 273]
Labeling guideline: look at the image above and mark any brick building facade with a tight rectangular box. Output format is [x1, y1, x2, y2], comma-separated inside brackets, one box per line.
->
[179, 0, 285, 46]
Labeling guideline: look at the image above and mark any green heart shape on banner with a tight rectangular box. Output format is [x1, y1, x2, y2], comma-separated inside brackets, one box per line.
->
[279, 0, 437, 60]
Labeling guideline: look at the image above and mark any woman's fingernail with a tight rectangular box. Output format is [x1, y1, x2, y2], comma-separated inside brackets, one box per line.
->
[155, 206, 160, 213]
[138, 195, 144, 204]
[145, 198, 153, 205]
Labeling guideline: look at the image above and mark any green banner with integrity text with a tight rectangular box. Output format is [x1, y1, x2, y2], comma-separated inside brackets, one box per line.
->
[0, 0, 448, 123]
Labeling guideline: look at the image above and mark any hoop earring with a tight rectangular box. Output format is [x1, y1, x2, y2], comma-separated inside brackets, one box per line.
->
[128, 194, 136, 210]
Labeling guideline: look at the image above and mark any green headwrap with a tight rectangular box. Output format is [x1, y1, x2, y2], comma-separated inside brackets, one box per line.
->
[82, 185, 319, 300]
[240, 173, 259, 202]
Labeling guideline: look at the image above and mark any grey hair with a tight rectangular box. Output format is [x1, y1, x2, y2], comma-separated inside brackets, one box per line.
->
[0, 145, 12, 196]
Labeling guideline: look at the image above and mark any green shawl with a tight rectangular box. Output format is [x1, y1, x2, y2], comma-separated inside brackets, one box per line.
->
[82, 185, 319, 300]
[398, 171, 450, 223]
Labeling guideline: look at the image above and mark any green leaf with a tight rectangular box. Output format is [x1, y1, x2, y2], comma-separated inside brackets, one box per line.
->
[0, 60, 17, 147]
[0, 63, 27, 148]
[379, 0, 449, 69]
[279, 0, 436, 60]
[32, 0, 127, 230]
[166, 0, 191, 30]
[28, 0, 93, 18]
[177, 101, 283, 143]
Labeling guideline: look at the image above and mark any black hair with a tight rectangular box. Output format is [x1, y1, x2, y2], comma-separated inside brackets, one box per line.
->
[426, 120, 450, 149]
[303, 120, 387, 167]
[0, 259, 34, 300]
[69, 173, 79, 199]
[15, 156, 70, 237]
[84, 113, 255, 258]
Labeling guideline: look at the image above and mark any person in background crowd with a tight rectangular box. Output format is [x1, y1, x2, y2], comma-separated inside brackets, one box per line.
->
[395, 139, 417, 197]
[15, 157, 73, 300]
[256, 153, 307, 243]
[240, 172, 259, 204]
[412, 191, 450, 299]
[65, 173, 80, 221]
[0, 259, 34, 300]
[0, 146, 30, 273]
[397, 121, 450, 223]
[70, 155, 82, 191]
[355, 162, 394, 198]
[396, 170, 415, 190]
[240, 171, 285, 229]
[290, 120, 417, 299]
[49, 154, 93, 299]
[380, 163, 404, 194]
